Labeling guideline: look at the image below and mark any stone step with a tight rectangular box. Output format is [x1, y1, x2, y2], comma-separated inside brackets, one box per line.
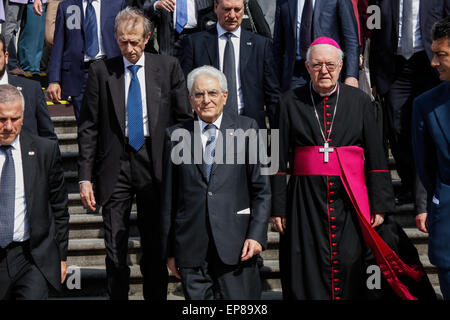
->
[52, 116, 78, 135]
[58, 133, 78, 153]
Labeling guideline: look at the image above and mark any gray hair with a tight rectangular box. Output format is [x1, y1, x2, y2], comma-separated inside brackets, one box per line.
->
[306, 44, 344, 63]
[0, 84, 25, 112]
[187, 66, 228, 95]
[114, 7, 151, 38]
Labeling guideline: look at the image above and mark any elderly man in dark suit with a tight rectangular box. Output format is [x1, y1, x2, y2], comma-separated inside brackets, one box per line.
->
[273, 0, 360, 93]
[0, 35, 56, 141]
[78, 7, 192, 300]
[0, 84, 69, 300]
[47, 0, 126, 121]
[180, 0, 280, 130]
[161, 65, 271, 299]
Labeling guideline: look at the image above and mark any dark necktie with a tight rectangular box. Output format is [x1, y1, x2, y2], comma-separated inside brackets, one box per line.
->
[176, 0, 188, 33]
[399, 0, 413, 60]
[0, 145, 15, 249]
[203, 124, 217, 182]
[222, 32, 239, 115]
[127, 65, 145, 151]
[84, 0, 99, 58]
[299, 0, 313, 59]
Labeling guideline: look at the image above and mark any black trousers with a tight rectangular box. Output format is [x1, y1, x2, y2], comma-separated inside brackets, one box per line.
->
[0, 241, 49, 300]
[383, 51, 440, 212]
[102, 140, 168, 300]
[179, 240, 262, 300]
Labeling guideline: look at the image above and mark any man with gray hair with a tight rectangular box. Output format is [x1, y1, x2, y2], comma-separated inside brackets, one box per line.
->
[0, 84, 69, 300]
[161, 65, 270, 299]
[271, 37, 434, 300]
[78, 7, 192, 300]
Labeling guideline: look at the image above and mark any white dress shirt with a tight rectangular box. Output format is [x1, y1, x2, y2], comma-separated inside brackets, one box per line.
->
[296, 0, 316, 60]
[197, 113, 223, 152]
[398, 0, 424, 54]
[83, 0, 105, 61]
[123, 54, 150, 137]
[217, 24, 244, 114]
[0, 72, 8, 85]
[0, 136, 29, 242]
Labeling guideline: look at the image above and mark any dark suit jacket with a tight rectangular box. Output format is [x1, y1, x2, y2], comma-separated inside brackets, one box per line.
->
[181, 27, 280, 129]
[19, 130, 69, 291]
[144, 0, 215, 56]
[48, 0, 126, 97]
[78, 53, 193, 205]
[370, 0, 450, 95]
[273, 0, 360, 92]
[8, 74, 57, 141]
[161, 112, 271, 267]
[412, 82, 450, 269]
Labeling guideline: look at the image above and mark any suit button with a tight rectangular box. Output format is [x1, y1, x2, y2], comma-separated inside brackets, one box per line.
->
[208, 192, 213, 196]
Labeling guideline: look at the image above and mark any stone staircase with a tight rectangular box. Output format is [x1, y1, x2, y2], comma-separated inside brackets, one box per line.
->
[48, 113, 440, 300]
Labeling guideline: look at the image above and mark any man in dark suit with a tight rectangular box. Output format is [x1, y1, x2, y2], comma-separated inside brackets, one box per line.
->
[181, 0, 280, 130]
[78, 7, 192, 300]
[47, 0, 126, 120]
[370, 0, 450, 212]
[0, 35, 57, 141]
[412, 16, 450, 300]
[273, 0, 360, 93]
[0, 84, 69, 300]
[161, 65, 271, 299]
[144, 0, 215, 58]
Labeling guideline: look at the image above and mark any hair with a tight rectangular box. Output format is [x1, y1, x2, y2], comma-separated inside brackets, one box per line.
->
[432, 16, 450, 41]
[215, 0, 246, 4]
[114, 7, 151, 38]
[0, 34, 6, 53]
[0, 84, 25, 112]
[306, 44, 344, 63]
[187, 66, 228, 95]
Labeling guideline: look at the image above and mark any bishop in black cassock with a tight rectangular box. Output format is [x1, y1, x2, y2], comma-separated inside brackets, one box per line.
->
[271, 37, 435, 300]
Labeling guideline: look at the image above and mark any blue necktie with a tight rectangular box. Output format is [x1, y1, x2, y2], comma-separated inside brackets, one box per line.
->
[127, 65, 145, 151]
[176, 0, 188, 34]
[0, 145, 15, 249]
[203, 124, 217, 182]
[223, 32, 238, 115]
[84, 0, 99, 58]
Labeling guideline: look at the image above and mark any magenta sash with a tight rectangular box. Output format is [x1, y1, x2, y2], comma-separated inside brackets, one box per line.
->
[293, 146, 424, 300]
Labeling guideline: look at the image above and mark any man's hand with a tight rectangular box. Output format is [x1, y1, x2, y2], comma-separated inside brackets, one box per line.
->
[79, 181, 97, 212]
[415, 212, 428, 233]
[168, 257, 181, 279]
[269, 216, 286, 235]
[344, 77, 359, 88]
[241, 239, 262, 262]
[61, 261, 68, 283]
[371, 213, 385, 228]
[155, 0, 176, 12]
[33, 0, 43, 16]
[47, 83, 62, 102]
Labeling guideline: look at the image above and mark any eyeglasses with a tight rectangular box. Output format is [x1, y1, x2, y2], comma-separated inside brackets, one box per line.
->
[309, 61, 341, 72]
[192, 90, 221, 101]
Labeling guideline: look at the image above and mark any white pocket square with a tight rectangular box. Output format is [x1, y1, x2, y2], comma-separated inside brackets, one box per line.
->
[237, 208, 251, 215]
[432, 195, 440, 205]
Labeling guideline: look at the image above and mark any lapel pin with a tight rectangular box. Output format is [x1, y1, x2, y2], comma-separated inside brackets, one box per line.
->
[247, 42, 252, 46]
[17, 86, 23, 91]
[28, 151, 35, 156]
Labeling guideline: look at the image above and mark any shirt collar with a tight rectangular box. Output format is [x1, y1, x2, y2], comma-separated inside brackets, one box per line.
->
[198, 113, 224, 133]
[311, 82, 339, 97]
[0, 134, 20, 150]
[123, 53, 145, 70]
[217, 23, 241, 39]
[0, 72, 8, 85]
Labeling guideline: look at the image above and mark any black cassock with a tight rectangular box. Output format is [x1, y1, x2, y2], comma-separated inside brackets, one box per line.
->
[272, 83, 435, 300]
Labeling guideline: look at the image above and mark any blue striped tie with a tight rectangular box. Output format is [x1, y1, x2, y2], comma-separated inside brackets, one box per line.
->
[203, 124, 217, 182]
[0, 145, 15, 248]
[127, 65, 145, 151]
[84, 0, 99, 58]
[176, 0, 188, 33]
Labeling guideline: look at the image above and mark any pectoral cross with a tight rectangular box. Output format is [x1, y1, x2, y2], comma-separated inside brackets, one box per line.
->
[319, 142, 334, 163]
